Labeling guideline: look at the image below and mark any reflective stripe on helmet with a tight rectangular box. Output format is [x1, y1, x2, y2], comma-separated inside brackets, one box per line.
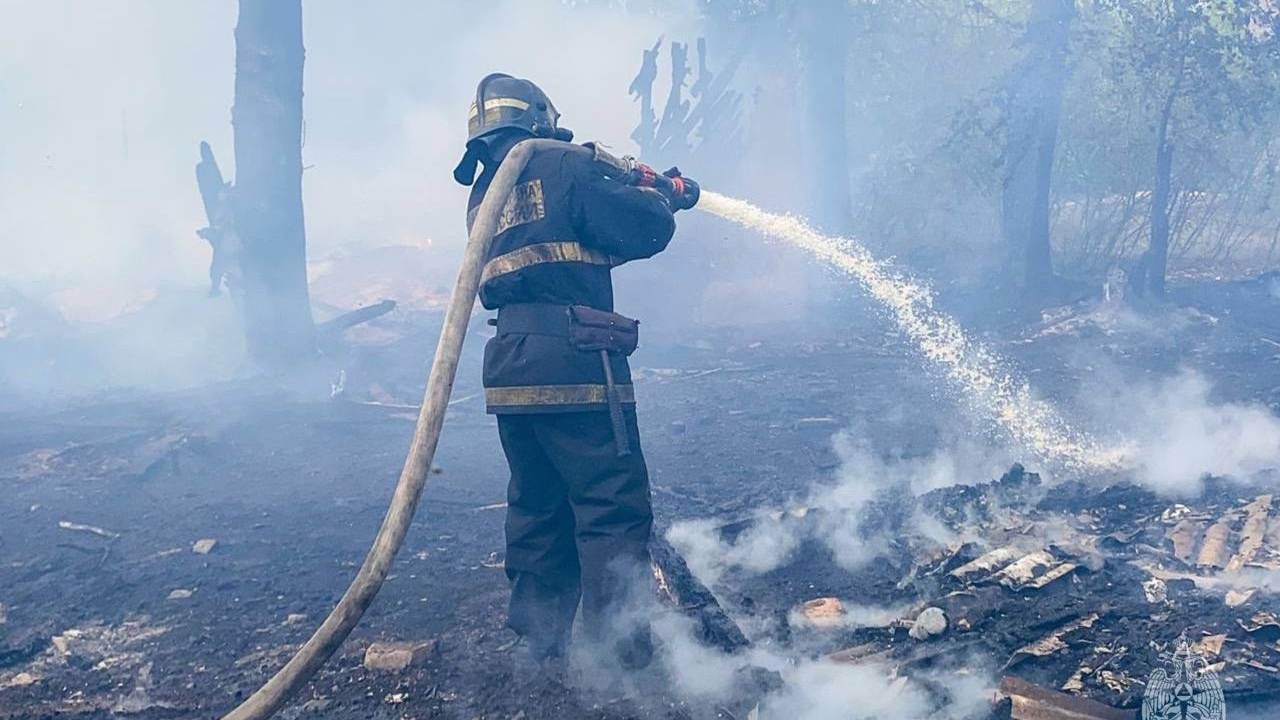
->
[467, 96, 531, 119]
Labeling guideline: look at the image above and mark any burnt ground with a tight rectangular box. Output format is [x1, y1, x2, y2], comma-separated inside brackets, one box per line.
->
[2, 276, 1280, 720]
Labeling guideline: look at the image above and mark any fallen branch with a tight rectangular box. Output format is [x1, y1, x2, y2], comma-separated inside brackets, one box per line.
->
[57, 520, 120, 539]
[650, 533, 749, 653]
[355, 393, 478, 412]
[317, 300, 396, 336]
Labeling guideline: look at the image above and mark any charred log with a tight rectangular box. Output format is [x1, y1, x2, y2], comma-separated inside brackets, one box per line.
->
[650, 533, 750, 653]
[315, 300, 397, 338]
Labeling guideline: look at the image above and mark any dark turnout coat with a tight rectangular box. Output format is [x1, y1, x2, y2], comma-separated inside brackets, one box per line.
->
[467, 140, 676, 414]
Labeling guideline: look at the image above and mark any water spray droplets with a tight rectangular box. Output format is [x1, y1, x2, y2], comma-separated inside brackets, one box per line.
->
[696, 191, 1128, 475]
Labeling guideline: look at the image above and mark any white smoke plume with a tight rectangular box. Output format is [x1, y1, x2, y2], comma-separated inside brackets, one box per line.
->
[1089, 370, 1280, 496]
[574, 588, 995, 720]
[757, 659, 992, 720]
[666, 516, 804, 587]
[667, 432, 1015, 586]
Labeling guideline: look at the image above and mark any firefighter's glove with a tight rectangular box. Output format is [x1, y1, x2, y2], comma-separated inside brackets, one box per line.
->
[662, 167, 700, 212]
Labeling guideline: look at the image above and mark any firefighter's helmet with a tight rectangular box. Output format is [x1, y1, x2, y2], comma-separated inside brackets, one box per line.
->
[454, 73, 574, 185]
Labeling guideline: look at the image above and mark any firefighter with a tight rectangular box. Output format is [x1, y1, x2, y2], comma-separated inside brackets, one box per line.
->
[454, 73, 699, 673]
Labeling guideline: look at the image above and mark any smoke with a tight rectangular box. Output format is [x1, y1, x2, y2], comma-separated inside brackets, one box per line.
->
[757, 660, 992, 720]
[667, 368, 1280, 586]
[650, 611, 745, 700]
[572, 575, 994, 720]
[667, 431, 1014, 586]
[1226, 568, 1280, 595]
[810, 433, 1010, 569]
[653, 613, 994, 720]
[0, 2, 682, 286]
[1166, 566, 1280, 598]
[0, 2, 235, 290]
[656, 370, 1278, 716]
[1085, 370, 1280, 496]
[0, 1, 694, 396]
[666, 516, 802, 587]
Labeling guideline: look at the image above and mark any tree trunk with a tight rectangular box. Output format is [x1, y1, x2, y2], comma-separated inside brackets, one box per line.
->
[1000, 0, 1074, 289]
[1146, 109, 1175, 297]
[797, 0, 854, 235]
[233, 0, 315, 367]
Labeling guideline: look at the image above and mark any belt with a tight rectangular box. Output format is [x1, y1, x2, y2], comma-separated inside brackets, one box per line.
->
[490, 303, 634, 455]
[493, 303, 573, 336]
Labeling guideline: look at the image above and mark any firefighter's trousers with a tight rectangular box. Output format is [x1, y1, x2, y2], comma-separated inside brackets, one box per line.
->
[497, 408, 654, 663]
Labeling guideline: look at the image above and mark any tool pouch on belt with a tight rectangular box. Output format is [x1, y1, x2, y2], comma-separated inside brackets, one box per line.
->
[567, 305, 639, 356]
[567, 305, 638, 457]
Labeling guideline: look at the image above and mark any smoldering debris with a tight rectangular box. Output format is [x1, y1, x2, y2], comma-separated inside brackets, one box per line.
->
[671, 466, 1280, 715]
[667, 439, 1025, 587]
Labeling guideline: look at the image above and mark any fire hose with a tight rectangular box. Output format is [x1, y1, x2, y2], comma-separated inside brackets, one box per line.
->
[220, 139, 694, 720]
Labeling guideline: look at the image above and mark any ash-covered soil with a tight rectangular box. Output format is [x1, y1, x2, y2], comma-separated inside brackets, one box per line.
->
[1, 278, 1279, 719]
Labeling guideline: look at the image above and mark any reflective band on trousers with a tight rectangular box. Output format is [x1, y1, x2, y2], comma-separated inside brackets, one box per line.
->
[481, 241, 612, 284]
[485, 384, 636, 407]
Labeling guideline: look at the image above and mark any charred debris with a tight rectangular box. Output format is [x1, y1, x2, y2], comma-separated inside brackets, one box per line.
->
[689, 466, 1280, 718]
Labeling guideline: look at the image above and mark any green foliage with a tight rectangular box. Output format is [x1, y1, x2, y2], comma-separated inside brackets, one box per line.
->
[1052, 0, 1280, 275]
[574, 0, 1280, 279]
[840, 1, 1025, 272]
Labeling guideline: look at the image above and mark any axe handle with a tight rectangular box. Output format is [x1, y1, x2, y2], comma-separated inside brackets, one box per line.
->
[600, 350, 632, 457]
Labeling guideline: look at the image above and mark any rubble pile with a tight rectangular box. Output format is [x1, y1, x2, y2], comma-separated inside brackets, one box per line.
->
[705, 468, 1280, 716]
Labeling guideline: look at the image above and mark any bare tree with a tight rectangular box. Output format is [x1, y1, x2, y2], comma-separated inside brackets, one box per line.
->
[232, 0, 315, 366]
